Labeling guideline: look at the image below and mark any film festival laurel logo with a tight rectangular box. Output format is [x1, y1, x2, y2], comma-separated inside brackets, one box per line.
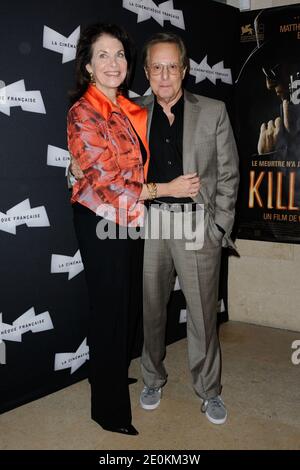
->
[189, 56, 232, 85]
[51, 250, 84, 280]
[241, 22, 264, 44]
[0, 308, 54, 365]
[0, 79, 46, 116]
[43, 25, 80, 63]
[123, 0, 185, 30]
[47, 144, 70, 175]
[55, 338, 89, 374]
[0, 199, 50, 235]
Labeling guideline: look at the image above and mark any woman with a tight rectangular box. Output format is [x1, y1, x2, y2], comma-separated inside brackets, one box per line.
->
[68, 23, 199, 436]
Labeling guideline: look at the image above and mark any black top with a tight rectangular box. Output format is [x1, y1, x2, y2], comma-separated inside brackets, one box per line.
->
[124, 114, 147, 165]
[147, 95, 193, 204]
[136, 132, 147, 165]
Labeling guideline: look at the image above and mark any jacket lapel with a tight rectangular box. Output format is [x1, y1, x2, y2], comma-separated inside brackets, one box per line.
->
[135, 94, 155, 140]
[182, 90, 199, 173]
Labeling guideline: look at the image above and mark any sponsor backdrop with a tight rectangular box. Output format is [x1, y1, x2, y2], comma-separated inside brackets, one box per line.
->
[236, 5, 300, 243]
[0, 0, 238, 413]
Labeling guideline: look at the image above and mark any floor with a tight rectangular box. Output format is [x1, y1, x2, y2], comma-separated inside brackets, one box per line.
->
[0, 321, 299, 450]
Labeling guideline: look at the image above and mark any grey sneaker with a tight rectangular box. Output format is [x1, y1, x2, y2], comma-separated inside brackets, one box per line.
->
[140, 386, 162, 410]
[201, 395, 227, 424]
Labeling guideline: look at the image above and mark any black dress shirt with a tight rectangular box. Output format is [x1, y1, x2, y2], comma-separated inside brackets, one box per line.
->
[147, 95, 193, 204]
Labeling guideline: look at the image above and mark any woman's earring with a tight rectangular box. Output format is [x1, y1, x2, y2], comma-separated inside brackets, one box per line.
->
[89, 72, 96, 85]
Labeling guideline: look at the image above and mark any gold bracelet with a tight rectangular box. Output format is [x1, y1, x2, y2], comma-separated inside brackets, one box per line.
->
[146, 182, 157, 200]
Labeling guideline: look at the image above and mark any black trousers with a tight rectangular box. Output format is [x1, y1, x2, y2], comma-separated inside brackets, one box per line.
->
[73, 203, 144, 427]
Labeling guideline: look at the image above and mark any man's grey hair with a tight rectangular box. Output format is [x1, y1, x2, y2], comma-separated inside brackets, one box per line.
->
[142, 32, 189, 70]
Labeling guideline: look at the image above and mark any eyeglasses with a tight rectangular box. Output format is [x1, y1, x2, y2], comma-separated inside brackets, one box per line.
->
[147, 63, 182, 76]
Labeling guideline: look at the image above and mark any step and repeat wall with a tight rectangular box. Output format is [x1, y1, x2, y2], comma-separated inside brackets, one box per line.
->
[0, 0, 238, 413]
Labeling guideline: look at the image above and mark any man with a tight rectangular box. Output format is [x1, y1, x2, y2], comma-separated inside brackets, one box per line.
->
[137, 32, 239, 425]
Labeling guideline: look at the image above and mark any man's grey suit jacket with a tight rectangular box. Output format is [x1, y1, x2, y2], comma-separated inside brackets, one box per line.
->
[135, 90, 239, 249]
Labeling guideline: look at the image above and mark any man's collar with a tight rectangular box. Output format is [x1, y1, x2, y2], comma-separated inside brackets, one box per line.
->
[154, 90, 184, 111]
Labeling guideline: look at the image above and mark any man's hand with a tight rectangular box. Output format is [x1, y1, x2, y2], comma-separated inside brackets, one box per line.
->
[257, 117, 281, 154]
[70, 158, 84, 180]
[257, 100, 292, 154]
[168, 173, 200, 198]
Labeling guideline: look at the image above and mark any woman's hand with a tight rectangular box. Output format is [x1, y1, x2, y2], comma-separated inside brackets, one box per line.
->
[70, 158, 84, 180]
[167, 173, 200, 198]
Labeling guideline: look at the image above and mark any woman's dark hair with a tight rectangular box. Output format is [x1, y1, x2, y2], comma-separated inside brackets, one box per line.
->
[70, 23, 135, 104]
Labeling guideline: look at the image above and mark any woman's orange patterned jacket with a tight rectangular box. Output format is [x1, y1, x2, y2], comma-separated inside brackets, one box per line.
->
[67, 85, 149, 226]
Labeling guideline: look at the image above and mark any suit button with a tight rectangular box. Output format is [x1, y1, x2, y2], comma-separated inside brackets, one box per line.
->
[167, 160, 172, 165]
[165, 138, 170, 143]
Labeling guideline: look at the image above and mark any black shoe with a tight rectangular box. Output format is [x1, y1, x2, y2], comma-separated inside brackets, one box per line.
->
[128, 377, 138, 385]
[102, 423, 139, 436]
